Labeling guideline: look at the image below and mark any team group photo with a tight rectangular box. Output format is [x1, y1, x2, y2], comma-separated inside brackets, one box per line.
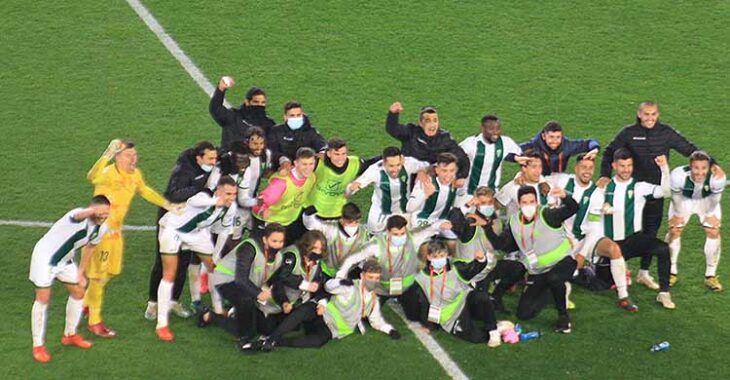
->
[3, 1, 729, 379]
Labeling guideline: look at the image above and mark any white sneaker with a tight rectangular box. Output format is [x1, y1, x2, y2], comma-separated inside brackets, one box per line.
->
[487, 330, 501, 348]
[636, 273, 660, 290]
[656, 292, 676, 309]
[144, 302, 157, 320]
[170, 302, 192, 318]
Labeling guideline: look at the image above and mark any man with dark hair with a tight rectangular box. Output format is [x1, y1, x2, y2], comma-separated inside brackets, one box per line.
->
[485, 184, 579, 333]
[145, 141, 218, 321]
[591, 148, 675, 308]
[516, 120, 600, 176]
[348, 146, 431, 233]
[599, 101, 710, 238]
[386, 102, 470, 185]
[460, 115, 522, 191]
[267, 101, 327, 166]
[29, 196, 111, 363]
[210, 76, 276, 150]
[407, 152, 463, 228]
[666, 151, 726, 290]
[306, 137, 380, 219]
[254, 147, 317, 245]
[259, 259, 400, 351]
[303, 202, 371, 277]
[496, 151, 555, 215]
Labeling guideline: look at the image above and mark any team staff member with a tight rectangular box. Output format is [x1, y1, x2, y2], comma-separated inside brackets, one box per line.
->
[84, 140, 179, 338]
[254, 147, 317, 245]
[307, 137, 380, 219]
[599, 101, 709, 238]
[485, 185, 579, 333]
[210, 76, 276, 150]
[516, 121, 600, 175]
[267, 101, 327, 164]
[145, 142, 218, 321]
[386, 101, 470, 185]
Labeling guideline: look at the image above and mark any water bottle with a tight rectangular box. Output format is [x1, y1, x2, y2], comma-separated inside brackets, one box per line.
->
[650, 341, 671, 353]
[519, 331, 542, 341]
[514, 323, 523, 334]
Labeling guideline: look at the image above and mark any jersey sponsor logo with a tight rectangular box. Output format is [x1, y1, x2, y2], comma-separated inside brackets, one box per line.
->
[632, 137, 647, 140]
[416, 138, 428, 145]
[283, 137, 294, 141]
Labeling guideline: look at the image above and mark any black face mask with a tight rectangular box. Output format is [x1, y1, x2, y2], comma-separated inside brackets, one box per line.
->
[307, 252, 321, 262]
[244, 105, 267, 124]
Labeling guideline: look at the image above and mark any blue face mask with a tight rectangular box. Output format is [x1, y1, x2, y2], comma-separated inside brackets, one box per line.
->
[200, 164, 214, 173]
[479, 205, 495, 217]
[431, 257, 448, 270]
[390, 234, 407, 247]
[287, 117, 304, 130]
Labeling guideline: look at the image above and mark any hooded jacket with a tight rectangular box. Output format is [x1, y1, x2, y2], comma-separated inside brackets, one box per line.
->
[516, 131, 600, 175]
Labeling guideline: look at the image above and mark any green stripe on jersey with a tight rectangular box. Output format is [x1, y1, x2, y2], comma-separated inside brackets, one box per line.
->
[177, 207, 215, 233]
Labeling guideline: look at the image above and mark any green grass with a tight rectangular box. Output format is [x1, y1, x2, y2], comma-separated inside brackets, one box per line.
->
[2, 0, 730, 378]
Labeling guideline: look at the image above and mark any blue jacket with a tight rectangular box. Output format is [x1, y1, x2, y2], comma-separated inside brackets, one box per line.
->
[517, 132, 600, 175]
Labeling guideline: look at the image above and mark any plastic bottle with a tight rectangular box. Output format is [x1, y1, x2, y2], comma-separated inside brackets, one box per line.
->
[650, 341, 671, 353]
[519, 331, 542, 341]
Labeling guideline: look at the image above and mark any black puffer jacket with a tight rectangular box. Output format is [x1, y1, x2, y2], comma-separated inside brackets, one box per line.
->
[164, 148, 211, 203]
[267, 116, 327, 161]
[209, 87, 276, 150]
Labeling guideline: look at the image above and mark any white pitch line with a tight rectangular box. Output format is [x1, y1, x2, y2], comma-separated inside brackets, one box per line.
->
[97, 2, 471, 378]
[0, 219, 155, 231]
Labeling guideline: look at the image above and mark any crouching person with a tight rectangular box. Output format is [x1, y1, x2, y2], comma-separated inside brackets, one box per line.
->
[259, 260, 401, 351]
[415, 240, 501, 347]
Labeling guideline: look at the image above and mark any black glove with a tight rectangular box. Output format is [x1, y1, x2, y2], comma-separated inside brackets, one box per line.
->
[339, 278, 354, 286]
[389, 329, 401, 340]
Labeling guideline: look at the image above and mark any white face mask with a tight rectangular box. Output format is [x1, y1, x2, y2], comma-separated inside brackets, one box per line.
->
[520, 204, 537, 219]
[479, 205, 495, 217]
[344, 225, 359, 236]
[287, 116, 304, 130]
[200, 164, 214, 173]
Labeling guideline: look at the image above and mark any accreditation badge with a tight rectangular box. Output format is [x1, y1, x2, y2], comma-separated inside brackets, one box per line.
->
[389, 277, 403, 296]
[428, 305, 442, 324]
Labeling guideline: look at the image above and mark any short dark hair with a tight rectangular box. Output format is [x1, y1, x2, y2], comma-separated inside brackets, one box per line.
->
[284, 101, 302, 113]
[341, 203, 362, 221]
[517, 185, 538, 203]
[90, 195, 111, 206]
[194, 141, 216, 157]
[361, 259, 382, 274]
[612, 148, 633, 162]
[386, 215, 408, 231]
[436, 152, 458, 166]
[217, 176, 237, 188]
[689, 150, 711, 164]
[327, 137, 347, 151]
[426, 239, 449, 256]
[245, 86, 266, 101]
[542, 120, 562, 133]
[230, 141, 251, 156]
[481, 115, 500, 125]
[382, 146, 402, 159]
[296, 230, 328, 260]
[419, 106, 438, 120]
[575, 152, 593, 163]
[296, 147, 316, 160]
[263, 223, 286, 238]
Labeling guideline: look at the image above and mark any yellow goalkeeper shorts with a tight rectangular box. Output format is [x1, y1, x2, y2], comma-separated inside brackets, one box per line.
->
[87, 231, 124, 278]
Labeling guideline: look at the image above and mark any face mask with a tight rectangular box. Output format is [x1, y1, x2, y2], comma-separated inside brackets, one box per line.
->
[287, 116, 304, 130]
[479, 205, 495, 217]
[246, 105, 267, 119]
[200, 164, 214, 173]
[363, 279, 379, 291]
[344, 225, 359, 236]
[521, 205, 537, 219]
[431, 257, 448, 270]
[307, 252, 320, 262]
[390, 235, 407, 247]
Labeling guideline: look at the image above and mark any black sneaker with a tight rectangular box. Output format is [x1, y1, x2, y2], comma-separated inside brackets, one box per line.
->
[237, 337, 258, 354]
[555, 314, 572, 334]
[260, 338, 277, 353]
[197, 308, 211, 328]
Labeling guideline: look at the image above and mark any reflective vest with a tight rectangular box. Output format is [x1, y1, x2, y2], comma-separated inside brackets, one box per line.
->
[284, 245, 321, 304]
[321, 226, 370, 277]
[509, 207, 571, 275]
[372, 234, 419, 296]
[415, 266, 471, 333]
[323, 280, 375, 339]
[308, 157, 361, 218]
[454, 227, 496, 283]
[262, 172, 315, 226]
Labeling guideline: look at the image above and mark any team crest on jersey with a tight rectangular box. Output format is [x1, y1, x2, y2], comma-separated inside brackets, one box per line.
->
[496, 149, 502, 156]
[628, 190, 634, 199]
[704, 185, 710, 192]
[582, 196, 589, 204]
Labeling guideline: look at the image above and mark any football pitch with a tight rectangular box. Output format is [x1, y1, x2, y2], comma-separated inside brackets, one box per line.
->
[2, 1, 730, 379]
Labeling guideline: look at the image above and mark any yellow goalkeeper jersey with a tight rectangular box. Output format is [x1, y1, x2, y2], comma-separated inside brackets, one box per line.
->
[87, 156, 166, 230]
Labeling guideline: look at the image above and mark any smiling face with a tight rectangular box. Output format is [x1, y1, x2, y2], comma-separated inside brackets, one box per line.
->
[690, 159, 710, 182]
[542, 131, 563, 150]
[637, 104, 659, 129]
[247, 135, 265, 157]
[115, 147, 138, 173]
[196, 149, 218, 167]
[419, 111, 439, 137]
[327, 146, 348, 168]
[612, 158, 634, 181]
[435, 162, 457, 185]
[481, 120, 502, 143]
[522, 158, 542, 183]
[295, 156, 317, 178]
[215, 184, 237, 207]
[383, 155, 404, 178]
[574, 158, 595, 186]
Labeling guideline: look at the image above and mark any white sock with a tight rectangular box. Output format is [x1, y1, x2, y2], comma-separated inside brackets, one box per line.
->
[188, 264, 201, 302]
[209, 276, 223, 314]
[610, 258, 629, 299]
[157, 280, 173, 329]
[638, 269, 650, 278]
[668, 236, 681, 274]
[32, 301, 48, 347]
[64, 296, 84, 336]
[565, 282, 572, 304]
[705, 238, 721, 277]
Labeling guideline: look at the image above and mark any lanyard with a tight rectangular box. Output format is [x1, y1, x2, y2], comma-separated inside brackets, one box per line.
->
[520, 213, 537, 250]
[263, 250, 271, 281]
[386, 238, 394, 273]
[543, 152, 564, 173]
[428, 268, 448, 303]
[360, 284, 374, 318]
